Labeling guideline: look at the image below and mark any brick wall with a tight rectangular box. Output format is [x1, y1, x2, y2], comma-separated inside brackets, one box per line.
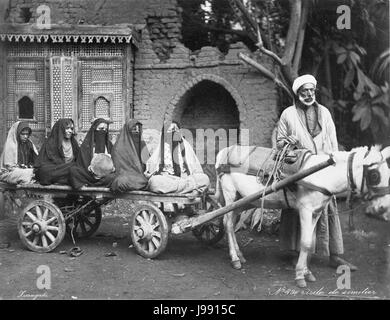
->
[134, 29, 278, 154]
[1, 0, 278, 159]
[6, 0, 180, 26]
[0, 42, 5, 151]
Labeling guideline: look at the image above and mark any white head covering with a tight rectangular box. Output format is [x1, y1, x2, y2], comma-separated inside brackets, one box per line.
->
[292, 74, 317, 95]
[0, 121, 20, 170]
[0, 121, 38, 170]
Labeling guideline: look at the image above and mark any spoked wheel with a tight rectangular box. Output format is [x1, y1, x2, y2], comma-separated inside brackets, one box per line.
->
[192, 195, 225, 245]
[66, 207, 102, 239]
[130, 203, 168, 259]
[17, 200, 65, 253]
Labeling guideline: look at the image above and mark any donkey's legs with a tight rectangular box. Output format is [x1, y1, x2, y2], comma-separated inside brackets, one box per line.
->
[231, 208, 247, 264]
[295, 206, 318, 288]
[223, 212, 242, 269]
[220, 175, 242, 269]
[305, 212, 322, 283]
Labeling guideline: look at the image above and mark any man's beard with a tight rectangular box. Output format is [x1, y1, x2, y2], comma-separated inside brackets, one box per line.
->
[299, 94, 316, 106]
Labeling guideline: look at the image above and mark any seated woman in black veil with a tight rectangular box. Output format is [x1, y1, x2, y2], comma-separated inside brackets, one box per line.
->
[110, 120, 149, 193]
[35, 118, 80, 185]
[69, 118, 115, 189]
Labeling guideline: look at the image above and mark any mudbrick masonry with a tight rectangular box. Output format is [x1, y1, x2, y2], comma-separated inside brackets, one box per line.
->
[0, 0, 278, 163]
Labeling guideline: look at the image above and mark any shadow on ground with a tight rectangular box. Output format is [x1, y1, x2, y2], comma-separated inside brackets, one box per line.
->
[0, 199, 389, 300]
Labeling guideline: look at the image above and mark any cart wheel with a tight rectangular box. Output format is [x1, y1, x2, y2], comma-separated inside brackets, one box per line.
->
[192, 195, 225, 245]
[18, 200, 65, 253]
[66, 208, 102, 239]
[130, 203, 168, 259]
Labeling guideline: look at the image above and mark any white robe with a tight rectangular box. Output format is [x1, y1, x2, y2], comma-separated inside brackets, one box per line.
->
[277, 104, 338, 154]
[145, 138, 204, 178]
[277, 103, 343, 256]
[145, 136, 209, 194]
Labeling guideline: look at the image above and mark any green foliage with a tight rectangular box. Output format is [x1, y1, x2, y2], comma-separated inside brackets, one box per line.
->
[178, 0, 389, 145]
[248, 0, 290, 54]
[179, 0, 252, 53]
[329, 22, 389, 142]
[370, 49, 390, 85]
[178, 0, 210, 51]
[278, 0, 389, 145]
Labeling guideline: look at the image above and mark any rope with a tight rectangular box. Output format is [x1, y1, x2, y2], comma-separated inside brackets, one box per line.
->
[255, 143, 292, 231]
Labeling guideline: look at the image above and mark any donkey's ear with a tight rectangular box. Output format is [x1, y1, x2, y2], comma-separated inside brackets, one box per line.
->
[373, 144, 382, 152]
[381, 146, 390, 159]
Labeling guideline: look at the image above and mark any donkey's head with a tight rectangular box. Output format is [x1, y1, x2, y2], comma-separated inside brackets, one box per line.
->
[364, 146, 390, 221]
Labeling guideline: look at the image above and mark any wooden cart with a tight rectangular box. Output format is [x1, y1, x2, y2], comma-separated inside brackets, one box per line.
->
[0, 182, 224, 258]
[0, 156, 335, 259]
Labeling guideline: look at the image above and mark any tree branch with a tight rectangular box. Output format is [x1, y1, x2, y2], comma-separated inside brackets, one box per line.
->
[238, 52, 293, 100]
[228, 0, 271, 48]
[229, 0, 258, 34]
[256, 25, 283, 66]
[181, 12, 257, 44]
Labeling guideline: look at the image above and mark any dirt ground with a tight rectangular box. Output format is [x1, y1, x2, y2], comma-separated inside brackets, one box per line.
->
[0, 199, 389, 300]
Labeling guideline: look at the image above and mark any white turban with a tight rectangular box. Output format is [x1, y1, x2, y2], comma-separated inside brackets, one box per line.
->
[292, 74, 317, 95]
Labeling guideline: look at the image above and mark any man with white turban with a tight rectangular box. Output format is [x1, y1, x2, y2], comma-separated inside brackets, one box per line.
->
[277, 74, 357, 271]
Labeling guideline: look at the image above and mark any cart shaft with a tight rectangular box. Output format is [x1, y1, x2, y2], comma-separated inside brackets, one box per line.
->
[171, 156, 335, 234]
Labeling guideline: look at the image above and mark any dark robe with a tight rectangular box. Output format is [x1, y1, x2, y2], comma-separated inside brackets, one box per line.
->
[16, 122, 36, 167]
[110, 120, 149, 193]
[35, 119, 80, 185]
[69, 118, 115, 189]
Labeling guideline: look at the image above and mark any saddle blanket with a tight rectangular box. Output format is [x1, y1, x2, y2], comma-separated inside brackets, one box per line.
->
[217, 145, 311, 182]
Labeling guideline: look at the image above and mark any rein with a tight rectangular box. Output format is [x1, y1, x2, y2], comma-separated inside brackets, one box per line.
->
[362, 160, 390, 199]
[347, 151, 390, 199]
[347, 152, 357, 193]
[346, 150, 366, 231]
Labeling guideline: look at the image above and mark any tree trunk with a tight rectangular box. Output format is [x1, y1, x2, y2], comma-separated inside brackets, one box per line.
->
[281, 0, 302, 80]
[292, 0, 310, 75]
[324, 46, 335, 117]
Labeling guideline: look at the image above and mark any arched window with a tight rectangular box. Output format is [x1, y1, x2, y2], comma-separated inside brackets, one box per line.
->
[18, 96, 34, 119]
[94, 96, 110, 119]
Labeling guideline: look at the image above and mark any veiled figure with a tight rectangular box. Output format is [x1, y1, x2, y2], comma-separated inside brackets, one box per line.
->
[35, 118, 79, 185]
[0, 121, 38, 184]
[145, 122, 210, 194]
[110, 120, 149, 193]
[69, 118, 115, 189]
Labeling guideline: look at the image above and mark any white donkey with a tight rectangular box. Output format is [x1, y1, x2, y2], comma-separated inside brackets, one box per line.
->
[215, 145, 390, 288]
